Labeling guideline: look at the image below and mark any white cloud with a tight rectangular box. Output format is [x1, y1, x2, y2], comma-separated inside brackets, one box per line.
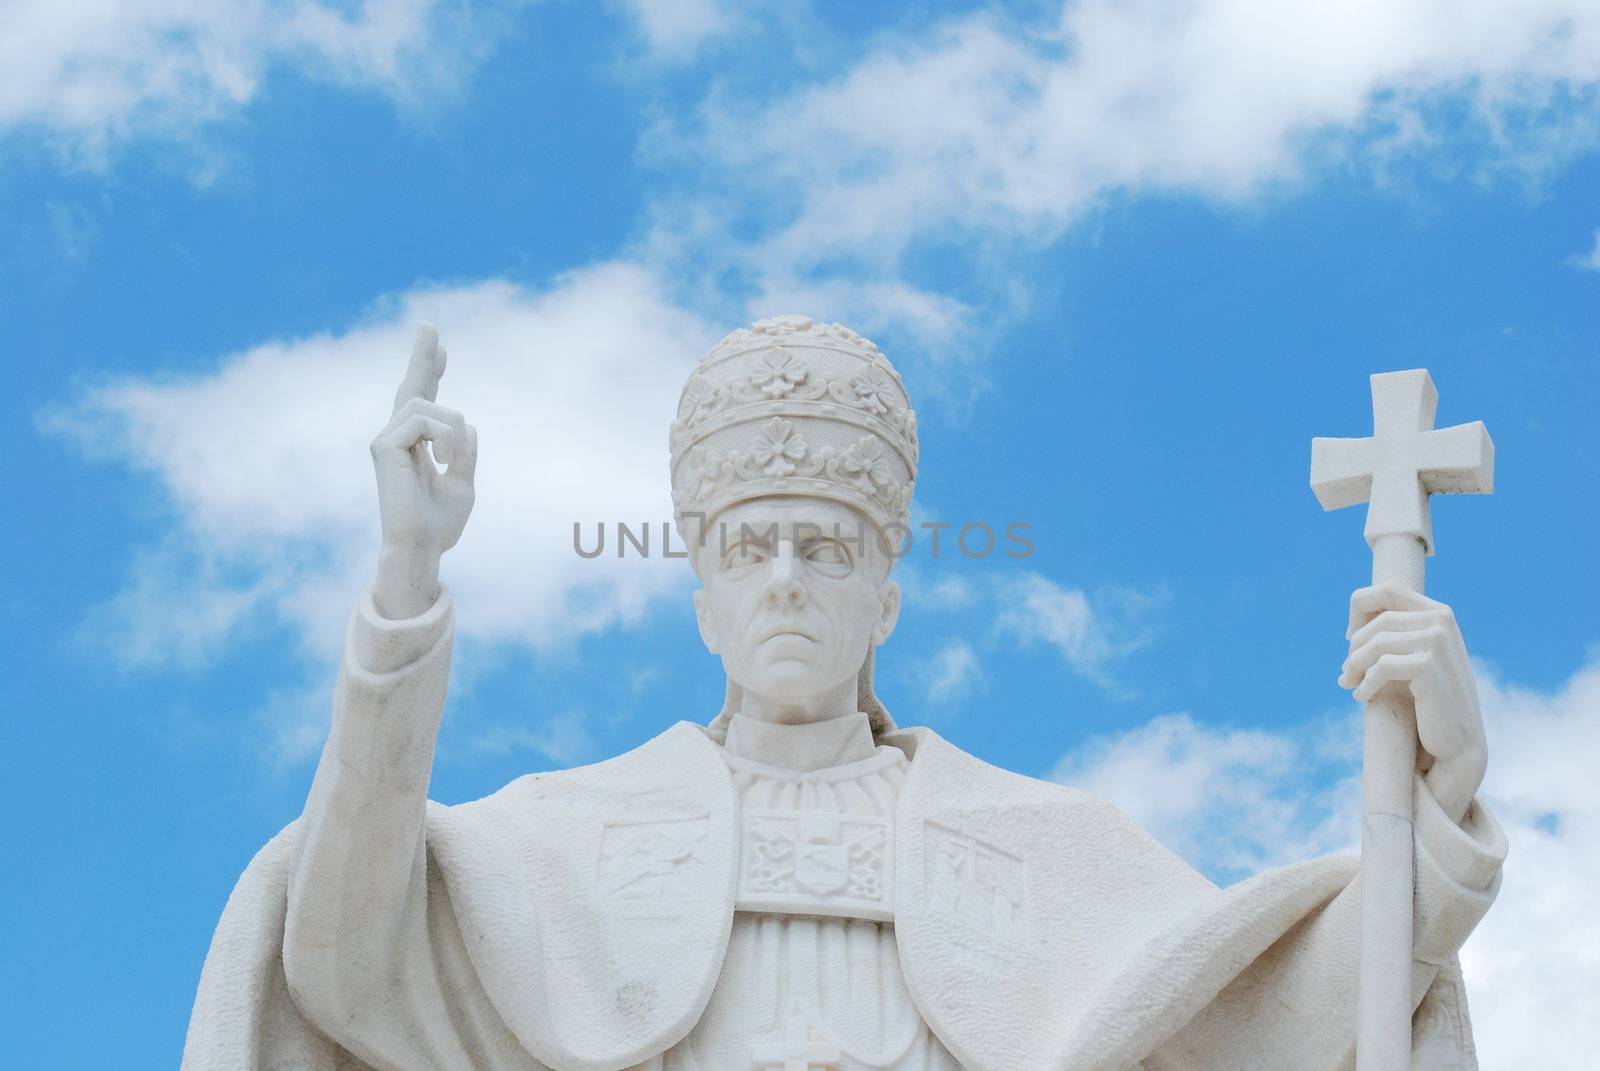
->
[616, 0, 740, 58]
[1051, 657, 1600, 1066]
[458, 708, 597, 768]
[1568, 227, 1600, 270]
[1052, 711, 1359, 880]
[673, 1, 1600, 331]
[996, 571, 1164, 686]
[77, 541, 279, 671]
[45, 262, 720, 728]
[0, 0, 497, 159]
[251, 676, 341, 773]
[892, 568, 1165, 696]
[923, 574, 977, 611]
[1459, 658, 1600, 1066]
[923, 639, 981, 705]
[893, 561, 981, 612]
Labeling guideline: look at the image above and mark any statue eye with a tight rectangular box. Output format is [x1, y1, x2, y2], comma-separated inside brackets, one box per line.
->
[805, 540, 852, 574]
[722, 542, 769, 571]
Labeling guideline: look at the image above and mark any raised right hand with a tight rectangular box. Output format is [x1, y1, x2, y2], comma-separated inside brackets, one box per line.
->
[369, 323, 478, 618]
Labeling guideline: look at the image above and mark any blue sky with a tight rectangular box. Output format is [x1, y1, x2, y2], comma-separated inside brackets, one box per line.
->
[3, 1, 1597, 1066]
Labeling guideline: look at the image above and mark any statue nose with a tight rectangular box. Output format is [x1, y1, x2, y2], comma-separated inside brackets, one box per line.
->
[761, 552, 807, 609]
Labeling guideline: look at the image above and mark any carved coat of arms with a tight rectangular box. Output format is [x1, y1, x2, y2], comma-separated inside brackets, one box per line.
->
[738, 809, 893, 921]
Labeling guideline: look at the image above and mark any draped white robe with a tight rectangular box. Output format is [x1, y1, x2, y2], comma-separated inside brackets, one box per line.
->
[182, 589, 1504, 1070]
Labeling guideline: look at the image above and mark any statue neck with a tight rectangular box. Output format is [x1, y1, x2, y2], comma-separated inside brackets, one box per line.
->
[736, 676, 859, 727]
[722, 710, 877, 772]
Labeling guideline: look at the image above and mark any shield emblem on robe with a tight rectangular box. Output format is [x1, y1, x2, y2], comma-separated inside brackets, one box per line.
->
[794, 842, 850, 895]
[739, 809, 893, 920]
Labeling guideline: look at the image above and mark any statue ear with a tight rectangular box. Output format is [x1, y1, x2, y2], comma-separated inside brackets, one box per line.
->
[873, 579, 901, 645]
[692, 588, 720, 654]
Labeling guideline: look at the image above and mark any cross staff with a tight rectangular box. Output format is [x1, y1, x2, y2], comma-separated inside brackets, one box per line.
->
[1310, 369, 1493, 1069]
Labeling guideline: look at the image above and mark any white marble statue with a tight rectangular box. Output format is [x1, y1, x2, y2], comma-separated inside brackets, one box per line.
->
[183, 317, 1505, 1070]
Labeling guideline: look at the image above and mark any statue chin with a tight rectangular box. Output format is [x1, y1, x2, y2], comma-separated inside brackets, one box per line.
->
[726, 660, 852, 709]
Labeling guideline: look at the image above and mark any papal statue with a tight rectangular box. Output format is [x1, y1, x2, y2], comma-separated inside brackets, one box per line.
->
[183, 316, 1505, 1070]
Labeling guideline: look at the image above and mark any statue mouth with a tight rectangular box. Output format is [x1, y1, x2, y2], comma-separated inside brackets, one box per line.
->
[758, 627, 816, 644]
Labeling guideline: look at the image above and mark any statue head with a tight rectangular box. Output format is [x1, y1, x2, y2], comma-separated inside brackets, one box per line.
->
[668, 315, 919, 734]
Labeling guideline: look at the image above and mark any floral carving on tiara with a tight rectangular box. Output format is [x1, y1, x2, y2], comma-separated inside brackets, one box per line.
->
[669, 317, 918, 532]
[669, 350, 919, 463]
[674, 423, 914, 522]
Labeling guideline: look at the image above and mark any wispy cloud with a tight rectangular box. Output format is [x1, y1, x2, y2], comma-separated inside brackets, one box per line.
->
[1568, 227, 1600, 271]
[251, 676, 340, 772]
[0, 0, 506, 163]
[652, 1, 1600, 347]
[996, 572, 1166, 689]
[896, 565, 979, 612]
[922, 574, 977, 611]
[896, 567, 1165, 696]
[922, 639, 982, 706]
[1051, 657, 1600, 1067]
[45, 200, 98, 263]
[76, 541, 280, 672]
[458, 708, 597, 768]
[614, 0, 742, 59]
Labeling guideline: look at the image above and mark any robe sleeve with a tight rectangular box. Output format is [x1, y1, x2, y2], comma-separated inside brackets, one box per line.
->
[1412, 775, 1505, 968]
[1149, 776, 1505, 1069]
[187, 594, 724, 1070]
[280, 587, 549, 1070]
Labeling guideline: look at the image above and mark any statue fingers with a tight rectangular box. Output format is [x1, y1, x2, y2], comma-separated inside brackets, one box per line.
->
[444, 423, 478, 484]
[1352, 651, 1429, 703]
[1341, 627, 1441, 688]
[1346, 582, 1442, 638]
[391, 324, 444, 417]
[374, 412, 460, 468]
[1347, 608, 1443, 652]
[392, 396, 466, 464]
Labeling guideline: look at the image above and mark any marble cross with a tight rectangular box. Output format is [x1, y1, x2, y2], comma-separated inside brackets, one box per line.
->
[1310, 368, 1493, 560]
[1310, 368, 1493, 1070]
[751, 1005, 842, 1071]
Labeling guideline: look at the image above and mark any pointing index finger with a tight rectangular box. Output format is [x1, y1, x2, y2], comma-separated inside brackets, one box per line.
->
[392, 322, 445, 417]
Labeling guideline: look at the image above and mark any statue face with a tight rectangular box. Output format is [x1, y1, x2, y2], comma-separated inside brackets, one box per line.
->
[693, 496, 900, 707]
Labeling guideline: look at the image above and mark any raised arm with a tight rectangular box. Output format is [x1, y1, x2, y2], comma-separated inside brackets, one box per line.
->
[282, 324, 480, 1064]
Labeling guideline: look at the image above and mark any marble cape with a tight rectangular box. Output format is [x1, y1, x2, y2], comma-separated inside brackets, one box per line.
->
[184, 718, 1495, 1071]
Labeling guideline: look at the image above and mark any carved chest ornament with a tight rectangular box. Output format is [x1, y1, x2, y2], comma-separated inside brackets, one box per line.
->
[738, 808, 894, 922]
